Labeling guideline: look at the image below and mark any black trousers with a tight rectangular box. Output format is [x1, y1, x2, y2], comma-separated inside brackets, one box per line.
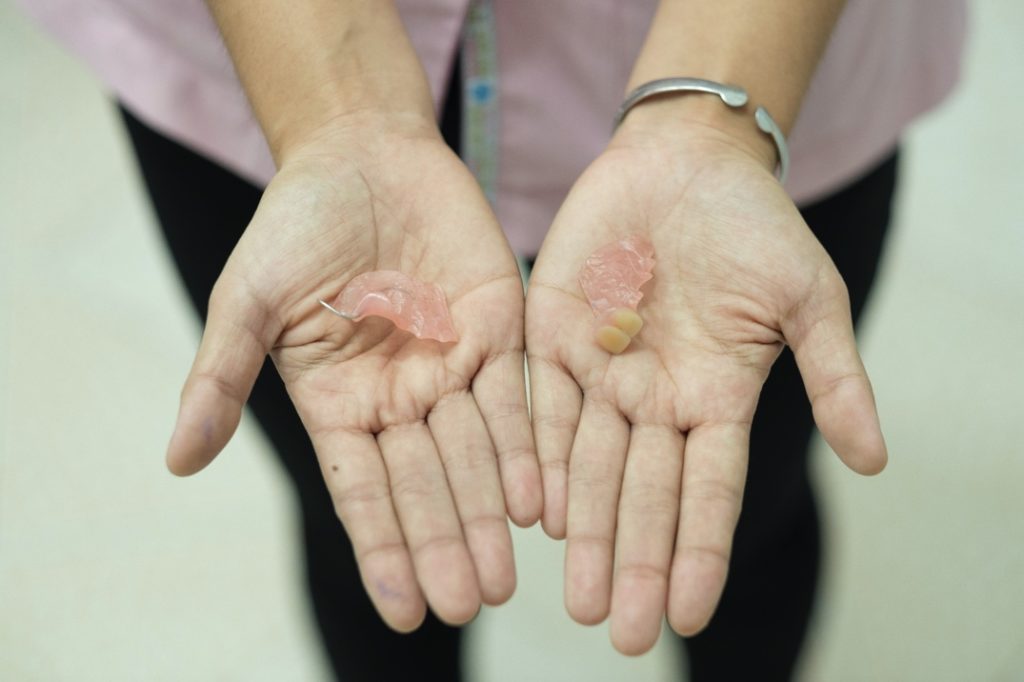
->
[121, 86, 896, 679]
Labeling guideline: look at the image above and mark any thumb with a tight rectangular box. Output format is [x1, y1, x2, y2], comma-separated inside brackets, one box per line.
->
[167, 275, 280, 476]
[782, 268, 888, 476]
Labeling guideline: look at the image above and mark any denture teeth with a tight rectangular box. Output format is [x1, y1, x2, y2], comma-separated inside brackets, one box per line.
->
[596, 325, 632, 354]
[609, 308, 643, 337]
[578, 234, 655, 355]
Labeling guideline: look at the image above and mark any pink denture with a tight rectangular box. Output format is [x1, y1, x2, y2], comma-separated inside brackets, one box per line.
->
[578, 234, 656, 320]
[322, 270, 458, 343]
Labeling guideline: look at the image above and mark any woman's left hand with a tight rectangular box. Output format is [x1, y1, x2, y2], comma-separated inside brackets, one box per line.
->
[525, 119, 887, 655]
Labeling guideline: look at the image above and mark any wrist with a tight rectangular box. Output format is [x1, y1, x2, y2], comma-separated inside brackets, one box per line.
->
[275, 106, 442, 173]
[208, 0, 437, 164]
[612, 93, 778, 174]
[270, 78, 437, 166]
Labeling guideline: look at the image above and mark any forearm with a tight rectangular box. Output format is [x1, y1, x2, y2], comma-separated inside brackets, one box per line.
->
[206, 0, 435, 163]
[620, 0, 846, 169]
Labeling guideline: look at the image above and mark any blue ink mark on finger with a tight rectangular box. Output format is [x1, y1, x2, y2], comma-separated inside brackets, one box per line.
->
[201, 416, 215, 445]
[376, 580, 404, 600]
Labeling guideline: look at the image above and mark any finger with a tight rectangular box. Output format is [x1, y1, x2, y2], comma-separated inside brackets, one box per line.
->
[667, 422, 748, 636]
[473, 349, 542, 528]
[314, 427, 426, 632]
[428, 390, 516, 606]
[564, 398, 630, 625]
[783, 272, 887, 475]
[610, 424, 684, 655]
[377, 421, 481, 625]
[527, 354, 583, 539]
[166, 277, 280, 476]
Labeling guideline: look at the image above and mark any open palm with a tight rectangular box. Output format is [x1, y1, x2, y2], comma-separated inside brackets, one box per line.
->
[526, 135, 887, 654]
[166, 122, 541, 632]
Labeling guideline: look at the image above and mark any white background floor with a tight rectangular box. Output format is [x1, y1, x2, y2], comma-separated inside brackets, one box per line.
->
[2, 2, 1022, 680]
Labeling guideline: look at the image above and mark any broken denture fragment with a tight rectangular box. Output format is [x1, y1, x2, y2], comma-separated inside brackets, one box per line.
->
[578, 234, 655, 354]
[319, 270, 458, 343]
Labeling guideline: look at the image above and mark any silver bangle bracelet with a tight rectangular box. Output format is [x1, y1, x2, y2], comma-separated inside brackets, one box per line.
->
[614, 77, 790, 184]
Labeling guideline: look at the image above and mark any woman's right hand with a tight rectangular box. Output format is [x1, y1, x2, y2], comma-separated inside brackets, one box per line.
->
[166, 112, 542, 631]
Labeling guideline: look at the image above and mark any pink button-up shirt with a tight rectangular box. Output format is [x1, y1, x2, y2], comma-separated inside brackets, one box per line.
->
[18, 0, 966, 255]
